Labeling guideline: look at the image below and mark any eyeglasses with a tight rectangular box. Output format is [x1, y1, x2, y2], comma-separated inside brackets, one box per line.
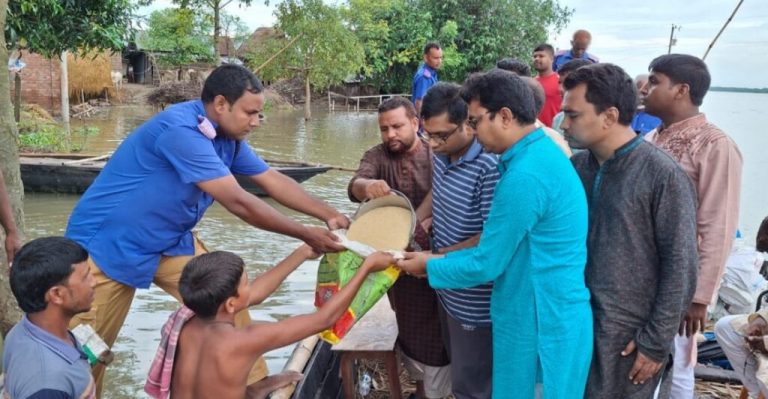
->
[467, 111, 494, 130]
[425, 124, 461, 144]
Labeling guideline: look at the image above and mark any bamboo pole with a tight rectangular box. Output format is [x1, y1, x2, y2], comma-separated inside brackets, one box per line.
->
[254, 34, 303, 74]
[269, 335, 320, 399]
[702, 0, 745, 60]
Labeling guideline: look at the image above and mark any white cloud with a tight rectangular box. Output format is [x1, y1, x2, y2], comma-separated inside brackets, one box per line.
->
[554, 0, 768, 87]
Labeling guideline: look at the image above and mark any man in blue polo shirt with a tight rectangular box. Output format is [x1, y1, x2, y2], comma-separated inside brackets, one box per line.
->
[420, 82, 500, 398]
[3, 237, 96, 399]
[412, 42, 443, 115]
[553, 30, 600, 72]
[65, 64, 349, 396]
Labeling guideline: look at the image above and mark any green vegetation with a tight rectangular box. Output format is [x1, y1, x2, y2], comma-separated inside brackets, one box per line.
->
[17, 112, 99, 153]
[244, 0, 570, 95]
[142, 8, 216, 67]
[245, 0, 365, 119]
[5, 0, 133, 57]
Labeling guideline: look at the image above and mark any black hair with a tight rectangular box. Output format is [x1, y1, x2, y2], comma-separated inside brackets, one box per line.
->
[420, 82, 468, 125]
[533, 44, 555, 57]
[563, 63, 637, 126]
[648, 54, 711, 106]
[557, 59, 593, 77]
[10, 237, 89, 313]
[179, 251, 244, 319]
[201, 64, 264, 105]
[758, 216, 768, 253]
[379, 96, 417, 119]
[460, 69, 537, 125]
[423, 42, 441, 55]
[522, 77, 545, 114]
[495, 58, 531, 77]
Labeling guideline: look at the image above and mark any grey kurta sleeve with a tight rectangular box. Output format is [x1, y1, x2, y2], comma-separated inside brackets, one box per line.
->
[634, 168, 699, 362]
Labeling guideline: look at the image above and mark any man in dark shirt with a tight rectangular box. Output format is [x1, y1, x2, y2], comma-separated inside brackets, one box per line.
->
[563, 63, 698, 398]
[349, 96, 450, 398]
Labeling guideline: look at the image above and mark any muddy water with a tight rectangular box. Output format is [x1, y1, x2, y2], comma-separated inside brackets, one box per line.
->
[22, 91, 766, 397]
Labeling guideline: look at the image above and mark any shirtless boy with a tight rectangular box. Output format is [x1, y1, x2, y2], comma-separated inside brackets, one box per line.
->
[169, 245, 394, 398]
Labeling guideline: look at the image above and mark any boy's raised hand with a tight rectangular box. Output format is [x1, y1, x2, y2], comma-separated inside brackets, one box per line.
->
[363, 251, 396, 273]
[299, 243, 322, 260]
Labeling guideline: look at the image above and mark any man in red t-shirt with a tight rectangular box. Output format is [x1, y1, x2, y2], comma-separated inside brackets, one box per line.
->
[533, 44, 561, 127]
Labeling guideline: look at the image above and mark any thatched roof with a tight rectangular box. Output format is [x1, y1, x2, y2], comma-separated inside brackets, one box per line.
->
[216, 36, 235, 57]
[238, 27, 284, 55]
[67, 51, 114, 99]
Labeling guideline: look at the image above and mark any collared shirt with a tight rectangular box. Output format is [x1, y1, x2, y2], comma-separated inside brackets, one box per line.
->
[572, 137, 697, 381]
[425, 128, 593, 396]
[646, 113, 743, 305]
[535, 73, 562, 127]
[432, 139, 500, 326]
[66, 100, 269, 288]
[553, 49, 599, 72]
[2, 316, 95, 399]
[412, 63, 439, 103]
[347, 140, 432, 208]
[631, 111, 662, 136]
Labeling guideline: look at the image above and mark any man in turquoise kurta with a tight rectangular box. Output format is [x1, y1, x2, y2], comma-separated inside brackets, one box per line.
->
[398, 69, 593, 398]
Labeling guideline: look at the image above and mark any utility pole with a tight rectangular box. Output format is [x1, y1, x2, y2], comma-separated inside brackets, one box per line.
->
[668, 24, 681, 54]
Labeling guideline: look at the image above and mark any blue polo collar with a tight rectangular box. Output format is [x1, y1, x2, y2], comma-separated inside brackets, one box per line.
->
[439, 138, 484, 168]
[498, 128, 546, 174]
[21, 315, 87, 364]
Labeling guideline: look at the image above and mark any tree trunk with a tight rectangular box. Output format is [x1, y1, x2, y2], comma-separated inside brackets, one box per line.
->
[213, 0, 221, 62]
[304, 73, 311, 120]
[0, 0, 26, 336]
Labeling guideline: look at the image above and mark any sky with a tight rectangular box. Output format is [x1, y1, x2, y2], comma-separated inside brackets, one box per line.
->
[141, 0, 768, 88]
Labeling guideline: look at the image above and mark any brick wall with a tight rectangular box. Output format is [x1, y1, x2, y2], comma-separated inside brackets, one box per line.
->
[10, 51, 62, 115]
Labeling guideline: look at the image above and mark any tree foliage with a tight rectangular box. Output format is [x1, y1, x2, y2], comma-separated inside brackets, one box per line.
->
[344, 0, 571, 91]
[173, 0, 254, 60]
[142, 8, 215, 67]
[245, 0, 364, 91]
[5, 0, 134, 57]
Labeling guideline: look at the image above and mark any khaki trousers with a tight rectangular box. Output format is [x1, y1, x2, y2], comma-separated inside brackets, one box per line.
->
[69, 237, 268, 398]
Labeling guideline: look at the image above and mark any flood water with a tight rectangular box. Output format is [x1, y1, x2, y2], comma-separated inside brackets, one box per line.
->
[21, 91, 767, 397]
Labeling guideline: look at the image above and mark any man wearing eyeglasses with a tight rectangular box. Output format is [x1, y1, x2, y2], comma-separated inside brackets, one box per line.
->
[397, 70, 593, 398]
[420, 82, 499, 399]
[348, 96, 450, 399]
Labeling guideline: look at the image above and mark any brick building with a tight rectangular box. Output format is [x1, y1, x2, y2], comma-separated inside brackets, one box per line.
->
[10, 51, 62, 114]
[10, 50, 123, 115]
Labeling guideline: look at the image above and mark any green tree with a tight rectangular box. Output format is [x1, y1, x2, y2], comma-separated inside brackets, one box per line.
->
[246, 0, 365, 120]
[344, 0, 570, 91]
[220, 12, 251, 59]
[424, 0, 571, 82]
[343, 0, 446, 93]
[1, 0, 134, 335]
[173, 0, 254, 62]
[142, 8, 215, 67]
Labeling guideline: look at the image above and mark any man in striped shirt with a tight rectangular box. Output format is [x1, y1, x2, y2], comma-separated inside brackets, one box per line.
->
[420, 82, 500, 399]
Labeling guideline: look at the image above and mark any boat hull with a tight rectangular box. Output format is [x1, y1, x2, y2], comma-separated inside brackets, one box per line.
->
[19, 155, 332, 196]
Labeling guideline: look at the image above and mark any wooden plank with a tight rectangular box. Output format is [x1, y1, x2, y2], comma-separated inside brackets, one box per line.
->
[64, 153, 111, 165]
[332, 296, 397, 352]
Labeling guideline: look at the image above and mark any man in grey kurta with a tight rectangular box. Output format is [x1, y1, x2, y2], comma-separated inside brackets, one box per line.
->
[561, 63, 698, 398]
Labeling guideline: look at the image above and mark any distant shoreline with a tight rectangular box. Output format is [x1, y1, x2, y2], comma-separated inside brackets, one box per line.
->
[710, 87, 768, 94]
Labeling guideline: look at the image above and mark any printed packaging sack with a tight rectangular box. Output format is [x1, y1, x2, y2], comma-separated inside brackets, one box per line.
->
[315, 192, 415, 344]
[315, 250, 400, 344]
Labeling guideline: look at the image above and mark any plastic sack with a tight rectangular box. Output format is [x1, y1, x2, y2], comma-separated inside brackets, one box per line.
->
[315, 249, 400, 344]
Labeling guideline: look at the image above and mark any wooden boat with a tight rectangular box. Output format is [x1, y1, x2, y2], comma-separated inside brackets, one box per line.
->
[19, 154, 332, 196]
